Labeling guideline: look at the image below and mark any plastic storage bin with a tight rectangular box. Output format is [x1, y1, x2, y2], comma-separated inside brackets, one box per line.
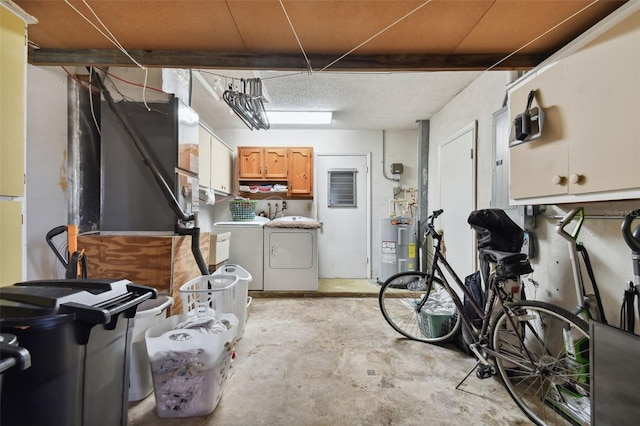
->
[180, 274, 239, 317]
[144, 312, 238, 417]
[129, 295, 174, 401]
[0, 279, 155, 426]
[213, 264, 252, 340]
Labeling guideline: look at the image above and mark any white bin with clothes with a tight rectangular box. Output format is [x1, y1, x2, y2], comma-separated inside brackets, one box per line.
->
[213, 264, 252, 339]
[129, 295, 174, 401]
[144, 312, 238, 418]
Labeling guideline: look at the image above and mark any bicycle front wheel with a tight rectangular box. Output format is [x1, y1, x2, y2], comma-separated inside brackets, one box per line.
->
[491, 300, 590, 426]
[379, 271, 462, 343]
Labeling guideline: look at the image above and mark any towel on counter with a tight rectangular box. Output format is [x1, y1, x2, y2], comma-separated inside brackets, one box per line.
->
[264, 220, 322, 229]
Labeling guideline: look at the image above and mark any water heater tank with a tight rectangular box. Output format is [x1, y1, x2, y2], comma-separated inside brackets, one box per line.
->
[379, 217, 417, 283]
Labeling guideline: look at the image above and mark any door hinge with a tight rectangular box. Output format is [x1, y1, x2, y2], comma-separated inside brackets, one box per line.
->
[470, 148, 474, 159]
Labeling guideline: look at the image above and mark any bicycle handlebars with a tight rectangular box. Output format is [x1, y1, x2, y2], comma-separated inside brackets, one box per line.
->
[622, 209, 640, 253]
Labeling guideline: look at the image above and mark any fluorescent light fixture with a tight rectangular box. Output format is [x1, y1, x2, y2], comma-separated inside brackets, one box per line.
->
[267, 111, 332, 125]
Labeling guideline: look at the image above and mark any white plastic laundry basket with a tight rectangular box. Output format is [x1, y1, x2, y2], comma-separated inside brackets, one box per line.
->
[213, 264, 252, 339]
[144, 312, 238, 418]
[179, 274, 239, 318]
[129, 295, 173, 401]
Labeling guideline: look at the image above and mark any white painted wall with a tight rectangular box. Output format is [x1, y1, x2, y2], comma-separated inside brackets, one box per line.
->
[209, 128, 418, 279]
[25, 66, 68, 279]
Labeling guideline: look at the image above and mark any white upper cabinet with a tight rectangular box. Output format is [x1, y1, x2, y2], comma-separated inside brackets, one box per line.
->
[509, 11, 640, 204]
[198, 125, 232, 194]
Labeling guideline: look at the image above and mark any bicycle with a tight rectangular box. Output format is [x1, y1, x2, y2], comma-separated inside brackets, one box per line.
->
[379, 209, 591, 426]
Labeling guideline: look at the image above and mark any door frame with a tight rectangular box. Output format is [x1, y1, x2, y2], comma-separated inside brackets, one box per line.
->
[314, 152, 372, 279]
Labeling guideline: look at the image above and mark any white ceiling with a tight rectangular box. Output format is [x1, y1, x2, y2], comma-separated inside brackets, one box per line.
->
[192, 69, 484, 131]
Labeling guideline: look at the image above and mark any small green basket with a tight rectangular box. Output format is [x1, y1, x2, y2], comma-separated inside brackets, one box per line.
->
[229, 200, 258, 221]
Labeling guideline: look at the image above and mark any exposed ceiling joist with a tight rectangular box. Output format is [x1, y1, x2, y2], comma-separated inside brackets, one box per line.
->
[28, 48, 547, 71]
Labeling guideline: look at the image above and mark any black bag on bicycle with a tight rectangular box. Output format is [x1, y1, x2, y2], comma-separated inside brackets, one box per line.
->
[463, 271, 484, 324]
[468, 209, 524, 253]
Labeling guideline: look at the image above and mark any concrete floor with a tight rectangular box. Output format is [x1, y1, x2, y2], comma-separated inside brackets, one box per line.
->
[128, 297, 532, 425]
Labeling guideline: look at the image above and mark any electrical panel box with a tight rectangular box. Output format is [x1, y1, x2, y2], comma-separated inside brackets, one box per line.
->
[391, 163, 404, 174]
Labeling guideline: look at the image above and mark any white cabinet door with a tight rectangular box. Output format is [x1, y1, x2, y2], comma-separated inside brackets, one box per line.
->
[565, 15, 640, 194]
[509, 62, 569, 199]
[210, 136, 232, 193]
[198, 125, 212, 188]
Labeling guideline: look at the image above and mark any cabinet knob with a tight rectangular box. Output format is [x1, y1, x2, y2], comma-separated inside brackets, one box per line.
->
[569, 173, 584, 184]
[552, 175, 565, 185]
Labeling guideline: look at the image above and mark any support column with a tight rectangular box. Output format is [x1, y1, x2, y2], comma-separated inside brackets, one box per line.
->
[417, 119, 430, 270]
[68, 75, 101, 233]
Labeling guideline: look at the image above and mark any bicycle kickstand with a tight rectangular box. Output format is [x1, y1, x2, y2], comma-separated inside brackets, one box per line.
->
[455, 360, 481, 390]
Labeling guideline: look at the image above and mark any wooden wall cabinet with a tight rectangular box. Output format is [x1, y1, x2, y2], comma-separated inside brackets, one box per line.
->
[237, 146, 314, 198]
[509, 13, 640, 203]
[238, 147, 288, 179]
[199, 125, 232, 193]
[288, 147, 313, 196]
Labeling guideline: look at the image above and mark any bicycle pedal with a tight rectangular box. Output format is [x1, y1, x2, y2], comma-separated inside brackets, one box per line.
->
[475, 365, 493, 379]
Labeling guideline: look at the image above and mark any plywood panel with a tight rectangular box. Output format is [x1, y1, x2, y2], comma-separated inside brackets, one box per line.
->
[13, 0, 626, 66]
[78, 235, 174, 291]
[77, 233, 209, 314]
[171, 234, 210, 315]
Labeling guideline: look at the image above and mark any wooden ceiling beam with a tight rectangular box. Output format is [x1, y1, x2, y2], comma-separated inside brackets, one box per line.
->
[29, 48, 545, 71]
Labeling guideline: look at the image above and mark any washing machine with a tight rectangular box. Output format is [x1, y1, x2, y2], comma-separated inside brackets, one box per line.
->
[263, 216, 319, 291]
[212, 216, 268, 291]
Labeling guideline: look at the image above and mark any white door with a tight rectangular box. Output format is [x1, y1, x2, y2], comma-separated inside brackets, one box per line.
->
[438, 122, 477, 278]
[316, 154, 369, 278]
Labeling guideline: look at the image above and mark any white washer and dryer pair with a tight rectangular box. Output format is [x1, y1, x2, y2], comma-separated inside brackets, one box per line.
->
[212, 215, 319, 291]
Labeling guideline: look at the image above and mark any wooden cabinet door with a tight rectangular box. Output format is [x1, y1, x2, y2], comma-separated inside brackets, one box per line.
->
[288, 147, 313, 196]
[264, 148, 288, 178]
[238, 147, 264, 178]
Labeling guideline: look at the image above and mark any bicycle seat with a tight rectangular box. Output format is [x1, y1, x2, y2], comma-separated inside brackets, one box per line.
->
[479, 248, 527, 263]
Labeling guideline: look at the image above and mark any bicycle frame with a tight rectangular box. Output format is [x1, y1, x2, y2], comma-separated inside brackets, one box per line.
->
[418, 222, 537, 371]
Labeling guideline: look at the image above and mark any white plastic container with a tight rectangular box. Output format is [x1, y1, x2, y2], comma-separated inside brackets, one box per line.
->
[179, 274, 239, 318]
[129, 295, 174, 401]
[213, 264, 252, 339]
[144, 312, 238, 418]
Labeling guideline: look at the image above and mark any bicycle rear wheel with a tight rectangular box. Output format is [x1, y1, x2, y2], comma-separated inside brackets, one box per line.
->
[491, 300, 590, 426]
[379, 271, 462, 343]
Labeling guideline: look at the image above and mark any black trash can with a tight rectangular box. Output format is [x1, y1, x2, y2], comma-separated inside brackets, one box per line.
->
[0, 279, 156, 426]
